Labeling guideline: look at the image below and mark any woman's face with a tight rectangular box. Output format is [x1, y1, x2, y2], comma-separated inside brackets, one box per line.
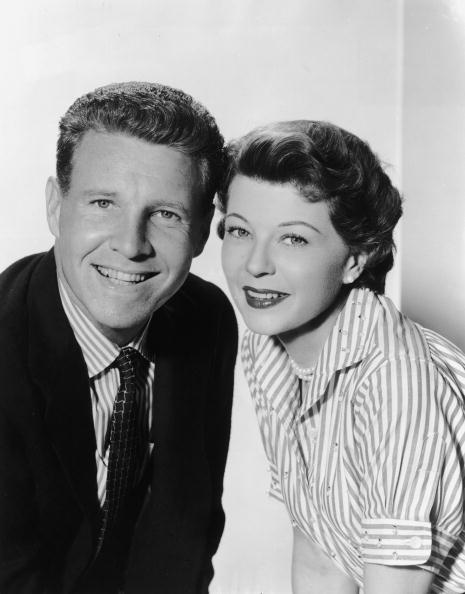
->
[221, 175, 358, 338]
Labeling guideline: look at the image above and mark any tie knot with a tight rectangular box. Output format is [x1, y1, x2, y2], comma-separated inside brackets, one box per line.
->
[115, 347, 138, 385]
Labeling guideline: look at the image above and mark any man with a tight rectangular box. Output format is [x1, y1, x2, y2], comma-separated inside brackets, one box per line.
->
[0, 82, 237, 593]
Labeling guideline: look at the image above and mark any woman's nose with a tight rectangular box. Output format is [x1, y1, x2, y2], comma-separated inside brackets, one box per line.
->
[245, 241, 275, 277]
[109, 215, 153, 260]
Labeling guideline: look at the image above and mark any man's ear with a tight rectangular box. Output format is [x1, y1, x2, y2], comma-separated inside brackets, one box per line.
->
[193, 206, 215, 258]
[45, 177, 63, 239]
[342, 251, 368, 285]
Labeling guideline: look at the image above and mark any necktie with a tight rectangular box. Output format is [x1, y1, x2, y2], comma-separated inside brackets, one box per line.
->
[98, 347, 139, 544]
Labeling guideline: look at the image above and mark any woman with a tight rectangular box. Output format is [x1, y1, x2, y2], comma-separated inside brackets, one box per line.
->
[218, 120, 465, 594]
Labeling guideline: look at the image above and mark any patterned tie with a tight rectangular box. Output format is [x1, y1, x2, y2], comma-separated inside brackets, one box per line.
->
[98, 347, 139, 545]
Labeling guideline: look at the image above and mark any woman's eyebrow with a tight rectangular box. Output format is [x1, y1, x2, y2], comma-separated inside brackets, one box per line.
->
[279, 221, 322, 234]
[224, 213, 248, 223]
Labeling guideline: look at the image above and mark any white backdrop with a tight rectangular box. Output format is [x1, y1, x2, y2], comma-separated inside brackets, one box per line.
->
[1, 1, 463, 593]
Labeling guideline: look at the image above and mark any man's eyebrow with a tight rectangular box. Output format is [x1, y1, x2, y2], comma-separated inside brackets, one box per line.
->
[83, 190, 117, 197]
[81, 193, 189, 215]
[279, 221, 322, 234]
[152, 201, 190, 216]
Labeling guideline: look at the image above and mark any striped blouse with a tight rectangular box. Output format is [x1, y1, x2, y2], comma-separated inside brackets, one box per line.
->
[241, 287, 465, 593]
[59, 281, 155, 506]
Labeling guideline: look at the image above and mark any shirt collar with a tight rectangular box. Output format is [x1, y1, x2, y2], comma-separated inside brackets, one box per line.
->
[58, 278, 154, 378]
[299, 287, 380, 410]
[250, 288, 381, 413]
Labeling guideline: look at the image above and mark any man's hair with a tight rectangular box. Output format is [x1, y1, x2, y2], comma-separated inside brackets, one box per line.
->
[217, 120, 403, 293]
[57, 81, 225, 210]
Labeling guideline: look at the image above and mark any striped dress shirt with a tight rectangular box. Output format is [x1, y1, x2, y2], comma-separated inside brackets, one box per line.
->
[59, 281, 155, 506]
[242, 287, 465, 593]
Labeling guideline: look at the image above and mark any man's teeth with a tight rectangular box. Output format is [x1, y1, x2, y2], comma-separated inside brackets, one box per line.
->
[96, 265, 149, 283]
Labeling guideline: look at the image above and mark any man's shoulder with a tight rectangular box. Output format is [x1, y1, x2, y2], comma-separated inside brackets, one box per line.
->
[0, 251, 49, 290]
[171, 273, 232, 313]
[0, 251, 55, 346]
[163, 273, 237, 342]
[0, 252, 49, 313]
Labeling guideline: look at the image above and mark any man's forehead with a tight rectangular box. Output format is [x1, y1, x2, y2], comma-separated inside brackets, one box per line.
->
[71, 130, 200, 184]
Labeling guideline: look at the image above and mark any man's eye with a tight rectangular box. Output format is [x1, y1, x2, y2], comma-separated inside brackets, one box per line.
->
[152, 210, 181, 221]
[226, 225, 250, 239]
[282, 234, 308, 246]
[92, 199, 111, 209]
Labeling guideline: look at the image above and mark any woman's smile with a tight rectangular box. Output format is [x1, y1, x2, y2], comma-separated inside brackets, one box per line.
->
[243, 286, 290, 309]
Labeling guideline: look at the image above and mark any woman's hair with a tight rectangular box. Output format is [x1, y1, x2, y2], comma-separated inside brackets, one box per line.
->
[217, 120, 403, 293]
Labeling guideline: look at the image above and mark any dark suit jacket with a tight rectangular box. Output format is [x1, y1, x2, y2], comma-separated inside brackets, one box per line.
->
[0, 250, 237, 594]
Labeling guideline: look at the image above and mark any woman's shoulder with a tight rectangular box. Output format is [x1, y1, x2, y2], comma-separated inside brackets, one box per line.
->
[364, 290, 465, 394]
[370, 291, 462, 362]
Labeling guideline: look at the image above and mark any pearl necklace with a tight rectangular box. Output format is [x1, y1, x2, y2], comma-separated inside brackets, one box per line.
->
[289, 357, 315, 381]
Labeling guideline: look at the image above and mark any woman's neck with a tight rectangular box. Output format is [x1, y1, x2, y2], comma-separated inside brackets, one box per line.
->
[278, 290, 349, 370]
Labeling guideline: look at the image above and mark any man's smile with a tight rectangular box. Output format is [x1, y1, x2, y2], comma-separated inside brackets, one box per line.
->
[93, 264, 156, 285]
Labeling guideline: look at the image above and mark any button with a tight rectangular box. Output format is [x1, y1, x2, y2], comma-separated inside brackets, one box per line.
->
[377, 538, 382, 548]
[408, 536, 422, 549]
[330, 552, 336, 558]
[392, 551, 398, 560]
[326, 485, 332, 494]
[392, 525, 398, 535]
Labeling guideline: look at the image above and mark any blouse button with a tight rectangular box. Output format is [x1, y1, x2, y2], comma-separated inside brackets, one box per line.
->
[392, 525, 398, 535]
[392, 552, 398, 560]
[409, 536, 422, 549]
[309, 428, 318, 441]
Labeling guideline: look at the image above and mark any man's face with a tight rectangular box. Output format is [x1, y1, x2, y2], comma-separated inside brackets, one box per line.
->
[47, 130, 209, 345]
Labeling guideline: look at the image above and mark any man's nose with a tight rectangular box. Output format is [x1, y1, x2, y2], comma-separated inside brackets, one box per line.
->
[245, 240, 275, 277]
[109, 215, 153, 260]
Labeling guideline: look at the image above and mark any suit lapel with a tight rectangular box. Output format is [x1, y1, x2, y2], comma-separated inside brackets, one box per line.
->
[27, 251, 100, 524]
[145, 289, 204, 496]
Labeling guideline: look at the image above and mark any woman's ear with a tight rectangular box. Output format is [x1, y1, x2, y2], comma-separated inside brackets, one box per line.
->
[342, 252, 368, 285]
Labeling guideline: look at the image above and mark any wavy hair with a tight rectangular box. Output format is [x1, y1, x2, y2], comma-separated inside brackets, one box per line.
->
[57, 81, 225, 210]
[217, 120, 402, 293]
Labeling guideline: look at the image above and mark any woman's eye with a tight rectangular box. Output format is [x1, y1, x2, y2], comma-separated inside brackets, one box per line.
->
[226, 225, 250, 239]
[282, 234, 308, 246]
[152, 210, 181, 222]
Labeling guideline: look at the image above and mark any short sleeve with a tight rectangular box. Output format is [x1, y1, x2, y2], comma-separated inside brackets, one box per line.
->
[353, 356, 462, 567]
[241, 331, 284, 503]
